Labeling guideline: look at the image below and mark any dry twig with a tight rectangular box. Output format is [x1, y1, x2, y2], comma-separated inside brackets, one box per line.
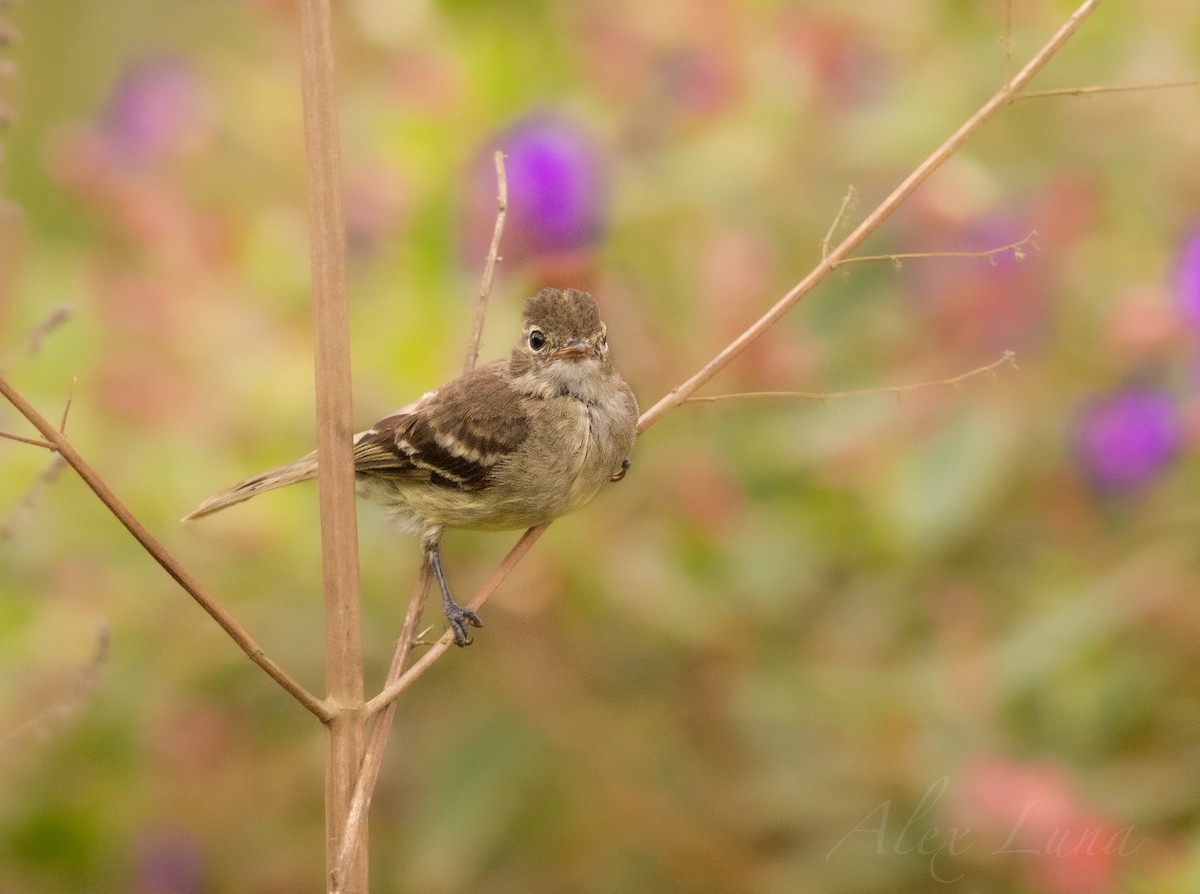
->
[820, 186, 858, 261]
[336, 147, 510, 886]
[463, 151, 508, 375]
[835, 230, 1039, 270]
[366, 525, 545, 715]
[4, 2, 1174, 885]
[685, 351, 1018, 405]
[362, 0, 1106, 721]
[332, 564, 428, 892]
[295, 0, 367, 887]
[1014, 79, 1200, 101]
[1, 381, 74, 539]
[0, 429, 53, 449]
[0, 374, 332, 722]
[635, 1, 1100, 435]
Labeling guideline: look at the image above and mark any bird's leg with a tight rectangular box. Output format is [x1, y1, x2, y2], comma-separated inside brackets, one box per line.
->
[422, 533, 482, 647]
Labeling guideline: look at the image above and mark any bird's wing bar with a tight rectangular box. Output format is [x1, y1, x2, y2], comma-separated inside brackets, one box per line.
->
[352, 364, 531, 490]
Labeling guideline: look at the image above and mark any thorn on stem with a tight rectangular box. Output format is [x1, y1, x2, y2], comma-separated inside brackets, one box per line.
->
[60, 378, 77, 434]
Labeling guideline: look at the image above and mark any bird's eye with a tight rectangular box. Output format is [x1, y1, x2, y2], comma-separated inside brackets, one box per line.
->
[528, 329, 546, 351]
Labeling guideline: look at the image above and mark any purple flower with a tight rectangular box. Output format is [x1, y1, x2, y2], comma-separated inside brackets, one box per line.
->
[1076, 389, 1181, 491]
[1175, 224, 1200, 329]
[104, 57, 202, 162]
[460, 114, 606, 267]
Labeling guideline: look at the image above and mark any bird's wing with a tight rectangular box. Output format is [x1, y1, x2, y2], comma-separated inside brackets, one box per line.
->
[352, 362, 531, 490]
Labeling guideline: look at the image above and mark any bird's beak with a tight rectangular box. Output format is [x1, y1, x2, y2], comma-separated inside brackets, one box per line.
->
[552, 339, 595, 362]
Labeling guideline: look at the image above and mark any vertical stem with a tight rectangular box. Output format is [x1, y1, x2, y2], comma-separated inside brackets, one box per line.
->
[296, 1, 366, 891]
[337, 151, 507, 887]
[333, 564, 428, 890]
[463, 151, 508, 374]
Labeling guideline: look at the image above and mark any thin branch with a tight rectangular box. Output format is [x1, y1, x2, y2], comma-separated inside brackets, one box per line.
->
[820, 186, 857, 261]
[1, 392, 75, 539]
[0, 429, 54, 449]
[463, 151, 509, 375]
[363, 0, 1104, 716]
[332, 563, 428, 893]
[367, 525, 545, 717]
[59, 377, 76, 433]
[1013, 79, 1200, 101]
[685, 350, 1017, 405]
[636, 0, 1101, 435]
[335, 153, 509, 878]
[0, 383, 75, 448]
[126, 6, 1109, 868]
[0, 375, 333, 722]
[835, 230, 1039, 270]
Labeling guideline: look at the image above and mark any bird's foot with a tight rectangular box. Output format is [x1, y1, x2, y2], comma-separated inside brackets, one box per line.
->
[444, 600, 483, 647]
[425, 534, 484, 647]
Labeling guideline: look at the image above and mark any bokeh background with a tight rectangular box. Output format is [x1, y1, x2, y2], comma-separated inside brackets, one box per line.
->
[3, 1, 1200, 892]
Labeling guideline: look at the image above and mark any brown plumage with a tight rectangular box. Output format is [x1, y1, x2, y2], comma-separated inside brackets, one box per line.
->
[184, 287, 638, 645]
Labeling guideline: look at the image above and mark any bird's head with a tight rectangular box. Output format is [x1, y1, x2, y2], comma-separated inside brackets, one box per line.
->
[510, 288, 613, 398]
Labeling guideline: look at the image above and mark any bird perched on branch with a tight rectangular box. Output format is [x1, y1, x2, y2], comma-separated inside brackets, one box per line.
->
[184, 287, 638, 645]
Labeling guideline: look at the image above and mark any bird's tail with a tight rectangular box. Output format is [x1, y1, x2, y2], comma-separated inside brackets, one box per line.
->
[182, 451, 320, 521]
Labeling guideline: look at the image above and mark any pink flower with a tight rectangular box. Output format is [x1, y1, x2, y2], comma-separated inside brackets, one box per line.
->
[1175, 224, 1200, 329]
[954, 757, 1137, 894]
[103, 56, 206, 164]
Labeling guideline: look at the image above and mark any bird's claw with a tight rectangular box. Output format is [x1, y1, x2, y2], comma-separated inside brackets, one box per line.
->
[445, 602, 483, 647]
[427, 537, 483, 647]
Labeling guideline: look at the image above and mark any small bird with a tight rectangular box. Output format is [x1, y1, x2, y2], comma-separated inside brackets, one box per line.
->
[184, 287, 639, 645]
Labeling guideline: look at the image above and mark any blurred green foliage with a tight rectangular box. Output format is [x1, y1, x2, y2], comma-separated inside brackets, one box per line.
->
[2, 1, 1200, 892]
